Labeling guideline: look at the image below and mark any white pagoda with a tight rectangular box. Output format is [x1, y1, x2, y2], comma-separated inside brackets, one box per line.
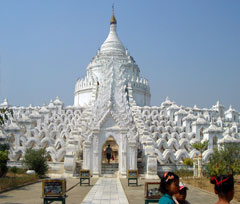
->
[1, 12, 239, 178]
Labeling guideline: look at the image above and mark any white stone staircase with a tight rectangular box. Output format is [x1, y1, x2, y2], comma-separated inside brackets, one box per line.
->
[101, 163, 118, 176]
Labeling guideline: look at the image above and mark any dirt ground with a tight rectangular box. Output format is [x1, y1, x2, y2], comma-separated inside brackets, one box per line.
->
[0, 177, 98, 204]
[181, 175, 240, 202]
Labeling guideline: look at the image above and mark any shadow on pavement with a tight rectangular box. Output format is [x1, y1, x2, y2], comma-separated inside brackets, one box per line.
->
[0, 195, 13, 199]
[2, 203, 24, 204]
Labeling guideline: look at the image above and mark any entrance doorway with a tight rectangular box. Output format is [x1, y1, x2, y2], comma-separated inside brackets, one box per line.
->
[102, 136, 119, 164]
[213, 135, 218, 149]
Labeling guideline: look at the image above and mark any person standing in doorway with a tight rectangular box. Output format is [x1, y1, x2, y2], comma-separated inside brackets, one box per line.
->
[106, 144, 112, 164]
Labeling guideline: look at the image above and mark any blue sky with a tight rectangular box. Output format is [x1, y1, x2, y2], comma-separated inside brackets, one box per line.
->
[0, 0, 239, 110]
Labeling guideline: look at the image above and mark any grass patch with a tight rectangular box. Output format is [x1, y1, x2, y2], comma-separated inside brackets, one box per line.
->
[0, 171, 39, 192]
[181, 175, 240, 202]
[174, 169, 193, 178]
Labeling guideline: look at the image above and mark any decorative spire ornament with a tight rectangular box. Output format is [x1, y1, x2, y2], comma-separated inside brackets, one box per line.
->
[110, 4, 117, 24]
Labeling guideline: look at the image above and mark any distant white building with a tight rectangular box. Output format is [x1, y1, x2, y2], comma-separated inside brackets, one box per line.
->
[1, 13, 239, 178]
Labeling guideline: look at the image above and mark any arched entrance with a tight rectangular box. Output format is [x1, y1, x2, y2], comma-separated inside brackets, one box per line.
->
[101, 136, 119, 175]
[200, 128, 204, 140]
[213, 135, 218, 149]
[102, 136, 119, 164]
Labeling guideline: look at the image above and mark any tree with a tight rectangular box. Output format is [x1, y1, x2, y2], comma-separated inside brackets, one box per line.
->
[191, 140, 208, 154]
[191, 140, 208, 177]
[0, 108, 12, 177]
[0, 108, 13, 126]
[0, 145, 9, 177]
[23, 148, 49, 176]
[206, 143, 240, 176]
[0, 143, 9, 151]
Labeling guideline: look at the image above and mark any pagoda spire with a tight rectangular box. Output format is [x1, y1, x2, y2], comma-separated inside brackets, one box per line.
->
[110, 4, 117, 24]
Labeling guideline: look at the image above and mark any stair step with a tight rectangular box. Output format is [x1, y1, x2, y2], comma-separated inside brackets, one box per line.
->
[102, 164, 118, 166]
[102, 174, 116, 178]
[101, 168, 117, 170]
[101, 163, 119, 175]
[102, 169, 115, 171]
[101, 169, 118, 171]
[102, 171, 115, 174]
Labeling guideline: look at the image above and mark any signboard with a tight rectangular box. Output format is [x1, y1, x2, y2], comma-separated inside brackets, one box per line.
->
[42, 179, 66, 197]
[127, 170, 138, 178]
[80, 169, 90, 178]
[144, 182, 162, 199]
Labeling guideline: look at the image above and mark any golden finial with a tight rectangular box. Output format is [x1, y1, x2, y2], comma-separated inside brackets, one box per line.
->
[110, 4, 117, 24]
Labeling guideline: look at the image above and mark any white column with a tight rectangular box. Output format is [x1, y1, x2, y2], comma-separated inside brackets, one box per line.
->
[15, 131, 20, 147]
[146, 153, 158, 179]
[120, 131, 127, 176]
[196, 126, 201, 140]
[176, 115, 182, 126]
[198, 154, 203, 178]
[63, 134, 78, 175]
[92, 133, 100, 176]
[40, 112, 48, 123]
[128, 140, 137, 170]
[193, 155, 198, 177]
[83, 140, 92, 171]
[184, 120, 191, 133]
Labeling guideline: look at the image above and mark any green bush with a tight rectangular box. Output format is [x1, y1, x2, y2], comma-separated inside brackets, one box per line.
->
[16, 168, 27, 174]
[23, 148, 48, 176]
[9, 166, 18, 174]
[0, 108, 13, 126]
[0, 144, 9, 151]
[206, 143, 240, 176]
[183, 158, 193, 166]
[9, 167, 26, 174]
[0, 150, 8, 177]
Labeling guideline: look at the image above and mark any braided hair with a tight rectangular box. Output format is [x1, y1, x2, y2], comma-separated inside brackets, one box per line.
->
[159, 172, 179, 194]
[210, 174, 234, 197]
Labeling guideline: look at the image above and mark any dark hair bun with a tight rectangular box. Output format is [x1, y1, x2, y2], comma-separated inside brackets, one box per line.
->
[159, 172, 179, 194]
[210, 176, 217, 184]
[210, 174, 234, 196]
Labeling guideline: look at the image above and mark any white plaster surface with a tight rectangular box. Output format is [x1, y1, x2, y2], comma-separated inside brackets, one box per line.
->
[81, 178, 129, 204]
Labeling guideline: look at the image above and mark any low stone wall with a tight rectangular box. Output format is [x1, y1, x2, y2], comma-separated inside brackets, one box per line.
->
[158, 164, 193, 173]
[7, 161, 64, 174]
[7, 161, 23, 168]
[48, 162, 64, 174]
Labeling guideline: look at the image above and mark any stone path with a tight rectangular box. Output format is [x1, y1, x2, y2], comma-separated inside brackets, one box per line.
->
[82, 178, 129, 204]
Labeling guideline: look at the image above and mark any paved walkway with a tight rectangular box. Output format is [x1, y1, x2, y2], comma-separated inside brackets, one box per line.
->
[82, 178, 129, 204]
